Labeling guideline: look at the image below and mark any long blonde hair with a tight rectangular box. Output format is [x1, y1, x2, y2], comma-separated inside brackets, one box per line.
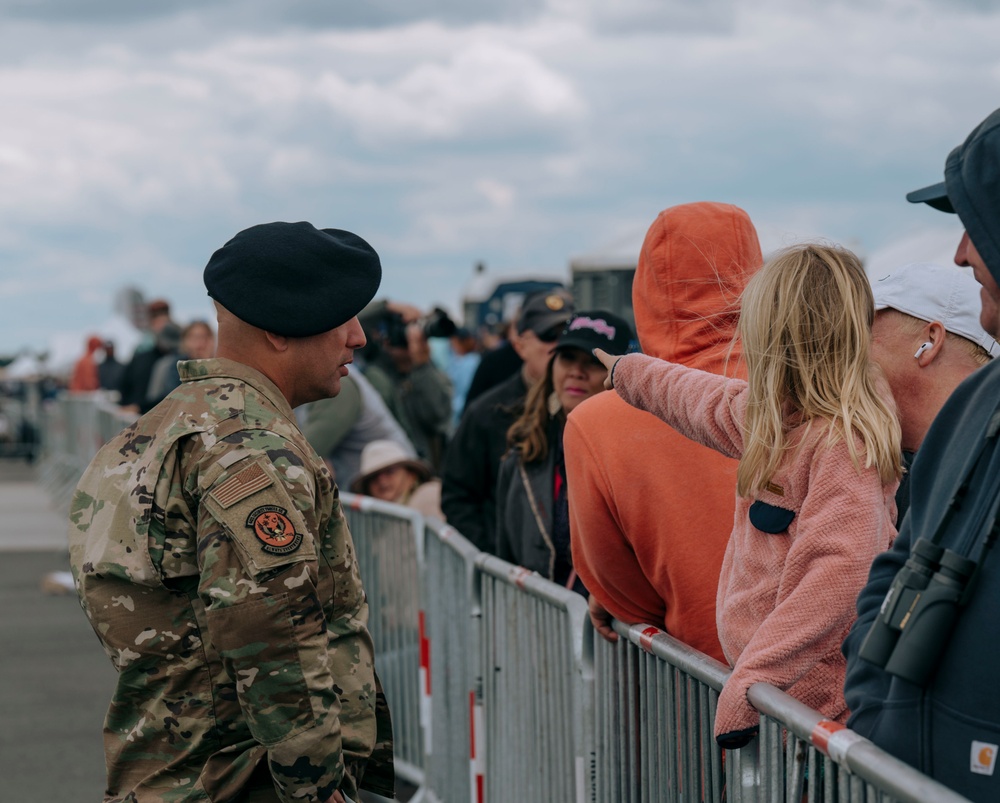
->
[736, 243, 902, 497]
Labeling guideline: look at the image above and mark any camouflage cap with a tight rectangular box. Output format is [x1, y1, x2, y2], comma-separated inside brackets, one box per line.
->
[204, 221, 382, 337]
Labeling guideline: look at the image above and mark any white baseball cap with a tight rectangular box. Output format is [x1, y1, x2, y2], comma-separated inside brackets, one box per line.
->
[870, 262, 998, 358]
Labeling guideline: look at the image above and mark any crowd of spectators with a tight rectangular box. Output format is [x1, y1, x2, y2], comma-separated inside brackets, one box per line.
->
[50, 105, 1000, 801]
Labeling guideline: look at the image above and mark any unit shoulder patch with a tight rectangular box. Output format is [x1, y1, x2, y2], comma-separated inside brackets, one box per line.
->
[246, 505, 303, 555]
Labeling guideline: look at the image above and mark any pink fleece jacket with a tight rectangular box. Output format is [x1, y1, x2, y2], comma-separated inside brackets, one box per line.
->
[613, 354, 898, 737]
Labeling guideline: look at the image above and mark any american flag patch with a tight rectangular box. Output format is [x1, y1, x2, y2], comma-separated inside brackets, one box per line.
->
[211, 462, 273, 509]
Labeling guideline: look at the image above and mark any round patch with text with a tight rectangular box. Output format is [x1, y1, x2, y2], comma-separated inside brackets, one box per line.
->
[246, 505, 302, 555]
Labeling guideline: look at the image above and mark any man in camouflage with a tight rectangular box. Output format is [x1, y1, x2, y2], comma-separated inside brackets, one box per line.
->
[68, 222, 394, 803]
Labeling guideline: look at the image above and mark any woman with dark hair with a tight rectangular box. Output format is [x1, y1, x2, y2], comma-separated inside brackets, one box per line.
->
[495, 310, 633, 593]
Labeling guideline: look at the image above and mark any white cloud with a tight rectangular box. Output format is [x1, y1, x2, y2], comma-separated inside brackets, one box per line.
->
[0, 0, 999, 355]
[313, 39, 585, 141]
[475, 178, 516, 209]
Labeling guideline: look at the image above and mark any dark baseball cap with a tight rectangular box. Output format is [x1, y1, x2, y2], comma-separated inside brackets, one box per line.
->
[555, 310, 634, 357]
[906, 107, 1000, 283]
[517, 288, 574, 337]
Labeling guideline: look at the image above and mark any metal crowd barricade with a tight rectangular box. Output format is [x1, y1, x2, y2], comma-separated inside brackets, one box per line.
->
[37, 392, 135, 514]
[592, 620, 748, 803]
[475, 554, 593, 803]
[747, 683, 972, 803]
[35, 393, 978, 803]
[340, 493, 426, 792]
[423, 519, 481, 803]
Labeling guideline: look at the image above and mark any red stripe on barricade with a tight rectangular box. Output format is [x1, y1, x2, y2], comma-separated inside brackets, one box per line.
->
[348, 496, 364, 511]
[469, 691, 484, 803]
[511, 566, 532, 589]
[469, 691, 476, 756]
[638, 626, 660, 654]
[810, 720, 846, 755]
[419, 610, 430, 695]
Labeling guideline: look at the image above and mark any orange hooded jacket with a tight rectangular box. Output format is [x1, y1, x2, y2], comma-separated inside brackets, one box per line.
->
[565, 202, 762, 661]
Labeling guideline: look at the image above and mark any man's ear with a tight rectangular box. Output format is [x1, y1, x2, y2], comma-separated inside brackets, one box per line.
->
[264, 331, 289, 352]
[915, 321, 947, 366]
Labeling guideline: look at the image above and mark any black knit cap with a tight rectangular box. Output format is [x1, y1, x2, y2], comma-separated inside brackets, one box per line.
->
[203, 221, 382, 337]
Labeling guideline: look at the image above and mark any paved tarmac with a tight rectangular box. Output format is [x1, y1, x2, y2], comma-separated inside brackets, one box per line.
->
[0, 459, 114, 802]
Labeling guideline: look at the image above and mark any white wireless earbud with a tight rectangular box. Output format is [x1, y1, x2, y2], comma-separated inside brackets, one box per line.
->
[914, 342, 933, 359]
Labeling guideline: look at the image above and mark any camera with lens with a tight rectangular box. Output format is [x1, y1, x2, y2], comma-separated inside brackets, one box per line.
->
[418, 307, 458, 340]
[381, 306, 457, 348]
[859, 537, 976, 686]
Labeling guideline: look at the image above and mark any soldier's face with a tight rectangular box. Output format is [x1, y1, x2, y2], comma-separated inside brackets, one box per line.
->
[286, 316, 366, 405]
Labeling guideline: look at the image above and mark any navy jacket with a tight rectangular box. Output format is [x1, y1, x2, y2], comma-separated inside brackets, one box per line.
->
[843, 358, 1000, 800]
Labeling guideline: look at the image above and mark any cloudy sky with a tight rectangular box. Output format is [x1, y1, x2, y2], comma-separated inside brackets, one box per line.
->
[1, 0, 997, 362]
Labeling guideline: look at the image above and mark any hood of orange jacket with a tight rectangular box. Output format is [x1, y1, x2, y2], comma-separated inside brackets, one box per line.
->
[633, 202, 762, 373]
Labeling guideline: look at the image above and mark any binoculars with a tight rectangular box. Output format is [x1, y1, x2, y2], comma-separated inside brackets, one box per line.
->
[859, 537, 976, 686]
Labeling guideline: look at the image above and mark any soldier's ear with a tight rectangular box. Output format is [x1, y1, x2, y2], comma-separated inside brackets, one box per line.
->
[264, 331, 290, 352]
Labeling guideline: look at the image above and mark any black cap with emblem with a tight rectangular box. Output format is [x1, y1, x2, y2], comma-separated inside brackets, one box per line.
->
[203, 221, 383, 337]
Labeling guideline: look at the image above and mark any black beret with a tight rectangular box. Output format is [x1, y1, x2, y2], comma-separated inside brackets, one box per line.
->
[203, 221, 382, 337]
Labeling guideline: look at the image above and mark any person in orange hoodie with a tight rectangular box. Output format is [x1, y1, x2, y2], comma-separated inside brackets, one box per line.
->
[565, 201, 761, 664]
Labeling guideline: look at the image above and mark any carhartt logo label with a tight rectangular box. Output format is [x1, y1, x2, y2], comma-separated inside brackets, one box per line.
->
[971, 741, 998, 776]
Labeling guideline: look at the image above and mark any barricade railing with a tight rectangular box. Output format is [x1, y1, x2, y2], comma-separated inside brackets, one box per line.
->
[422, 520, 480, 803]
[37, 391, 134, 514]
[747, 682, 972, 803]
[593, 621, 734, 803]
[475, 554, 592, 803]
[341, 493, 426, 792]
[37, 395, 975, 803]
[0, 379, 42, 461]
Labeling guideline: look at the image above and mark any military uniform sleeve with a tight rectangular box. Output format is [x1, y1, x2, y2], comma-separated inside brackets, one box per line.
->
[197, 432, 363, 803]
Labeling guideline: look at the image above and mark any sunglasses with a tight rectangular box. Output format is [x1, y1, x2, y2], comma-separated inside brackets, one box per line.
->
[535, 325, 565, 343]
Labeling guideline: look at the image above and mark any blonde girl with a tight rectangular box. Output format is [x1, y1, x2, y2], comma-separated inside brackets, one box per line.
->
[596, 243, 901, 748]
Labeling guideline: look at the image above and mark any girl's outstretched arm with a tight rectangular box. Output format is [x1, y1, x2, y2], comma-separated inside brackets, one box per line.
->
[594, 350, 747, 459]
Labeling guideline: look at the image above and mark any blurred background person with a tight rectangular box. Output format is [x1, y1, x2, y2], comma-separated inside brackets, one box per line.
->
[465, 315, 522, 409]
[445, 326, 481, 430]
[350, 439, 442, 519]
[301, 368, 414, 486]
[359, 299, 454, 470]
[496, 311, 632, 594]
[68, 335, 103, 393]
[97, 340, 125, 395]
[145, 319, 216, 407]
[441, 288, 574, 552]
[117, 298, 176, 412]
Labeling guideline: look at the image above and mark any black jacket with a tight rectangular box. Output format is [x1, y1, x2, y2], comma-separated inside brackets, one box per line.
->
[496, 442, 558, 579]
[440, 370, 527, 552]
[843, 359, 1000, 800]
[464, 341, 522, 412]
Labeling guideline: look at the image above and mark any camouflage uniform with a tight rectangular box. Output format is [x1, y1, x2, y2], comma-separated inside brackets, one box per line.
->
[68, 357, 394, 803]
